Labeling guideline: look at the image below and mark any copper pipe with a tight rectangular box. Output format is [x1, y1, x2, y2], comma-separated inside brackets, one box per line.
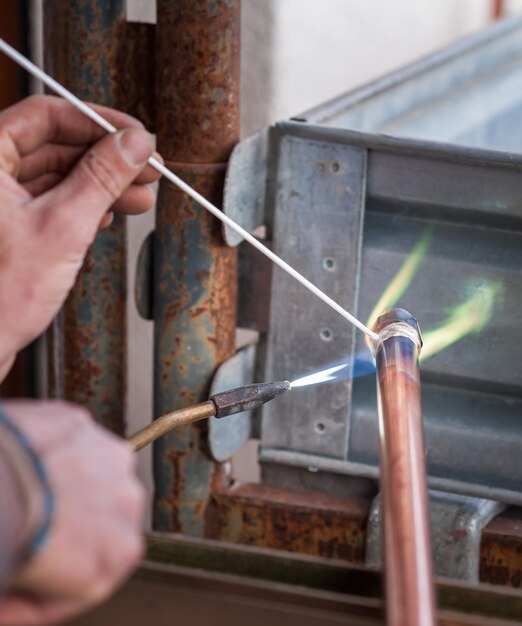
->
[129, 402, 215, 452]
[373, 309, 436, 626]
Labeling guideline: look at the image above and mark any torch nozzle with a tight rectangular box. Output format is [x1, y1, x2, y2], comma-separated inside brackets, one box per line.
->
[211, 381, 291, 418]
[128, 380, 291, 452]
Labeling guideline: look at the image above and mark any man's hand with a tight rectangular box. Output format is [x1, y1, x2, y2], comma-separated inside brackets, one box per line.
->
[0, 95, 160, 379]
[0, 401, 145, 626]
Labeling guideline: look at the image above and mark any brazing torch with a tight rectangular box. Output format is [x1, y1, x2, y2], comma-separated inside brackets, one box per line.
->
[128, 381, 291, 451]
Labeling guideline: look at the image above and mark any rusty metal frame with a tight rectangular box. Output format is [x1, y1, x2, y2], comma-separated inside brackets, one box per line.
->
[61, 535, 522, 625]
[40, 2, 522, 612]
[206, 15, 522, 593]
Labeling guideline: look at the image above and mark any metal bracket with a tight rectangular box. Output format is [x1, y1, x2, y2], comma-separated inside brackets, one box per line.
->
[365, 491, 506, 582]
[208, 344, 257, 462]
[223, 127, 272, 247]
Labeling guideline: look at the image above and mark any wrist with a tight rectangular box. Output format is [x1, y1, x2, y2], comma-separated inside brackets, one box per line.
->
[0, 406, 54, 568]
[0, 453, 26, 581]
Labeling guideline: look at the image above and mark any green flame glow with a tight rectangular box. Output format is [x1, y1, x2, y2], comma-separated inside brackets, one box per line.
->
[420, 282, 501, 362]
[366, 228, 501, 360]
[366, 228, 432, 333]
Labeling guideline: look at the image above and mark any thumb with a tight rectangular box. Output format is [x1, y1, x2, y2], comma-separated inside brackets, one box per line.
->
[39, 127, 154, 242]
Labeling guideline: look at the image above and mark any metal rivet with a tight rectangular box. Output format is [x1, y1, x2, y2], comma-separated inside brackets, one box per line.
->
[323, 258, 335, 271]
[320, 328, 333, 342]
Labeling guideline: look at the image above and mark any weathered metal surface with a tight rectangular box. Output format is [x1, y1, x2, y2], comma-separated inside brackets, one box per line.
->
[367, 492, 506, 583]
[223, 127, 271, 246]
[44, 2, 155, 127]
[205, 484, 369, 562]
[155, 0, 240, 162]
[43, 2, 156, 432]
[209, 345, 257, 461]
[261, 137, 367, 459]
[152, 0, 240, 536]
[481, 508, 522, 588]
[223, 120, 522, 505]
[153, 165, 237, 534]
[143, 533, 522, 623]
[135, 231, 154, 321]
[261, 458, 377, 500]
[301, 15, 522, 153]
[236, 238, 273, 332]
[44, 1, 127, 433]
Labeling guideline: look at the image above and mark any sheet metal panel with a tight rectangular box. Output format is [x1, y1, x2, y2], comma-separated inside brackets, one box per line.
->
[262, 134, 366, 458]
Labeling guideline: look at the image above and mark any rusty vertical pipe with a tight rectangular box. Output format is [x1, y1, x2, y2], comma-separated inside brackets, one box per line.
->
[43, 2, 155, 433]
[372, 309, 436, 626]
[153, 0, 239, 535]
[492, 0, 504, 19]
[43, 1, 127, 434]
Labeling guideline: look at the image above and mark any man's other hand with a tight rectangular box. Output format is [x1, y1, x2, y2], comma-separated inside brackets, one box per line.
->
[0, 95, 160, 380]
[0, 401, 145, 625]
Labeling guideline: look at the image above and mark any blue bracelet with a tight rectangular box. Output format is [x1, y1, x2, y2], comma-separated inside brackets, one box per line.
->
[0, 405, 54, 555]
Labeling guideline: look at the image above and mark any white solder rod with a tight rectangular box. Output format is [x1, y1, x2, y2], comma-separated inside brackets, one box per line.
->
[0, 38, 379, 342]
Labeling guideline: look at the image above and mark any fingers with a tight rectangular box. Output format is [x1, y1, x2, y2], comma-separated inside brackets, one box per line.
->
[111, 184, 156, 215]
[0, 95, 146, 176]
[24, 173, 156, 216]
[22, 172, 64, 197]
[2, 399, 145, 625]
[99, 212, 114, 229]
[34, 127, 154, 248]
[18, 142, 161, 186]
[17, 144, 85, 183]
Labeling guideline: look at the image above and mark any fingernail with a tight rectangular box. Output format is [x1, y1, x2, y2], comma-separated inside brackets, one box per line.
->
[117, 128, 154, 167]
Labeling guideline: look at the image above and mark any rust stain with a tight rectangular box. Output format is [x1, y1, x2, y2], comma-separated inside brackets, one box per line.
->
[205, 484, 370, 563]
[153, 0, 239, 537]
[167, 449, 188, 533]
[156, 0, 240, 162]
[43, 1, 158, 435]
[480, 509, 522, 588]
[195, 270, 210, 281]
[179, 388, 198, 405]
[189, 306, 209, 319]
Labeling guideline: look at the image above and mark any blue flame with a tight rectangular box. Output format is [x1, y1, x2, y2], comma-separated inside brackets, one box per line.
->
[290, 349, 375, 388]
